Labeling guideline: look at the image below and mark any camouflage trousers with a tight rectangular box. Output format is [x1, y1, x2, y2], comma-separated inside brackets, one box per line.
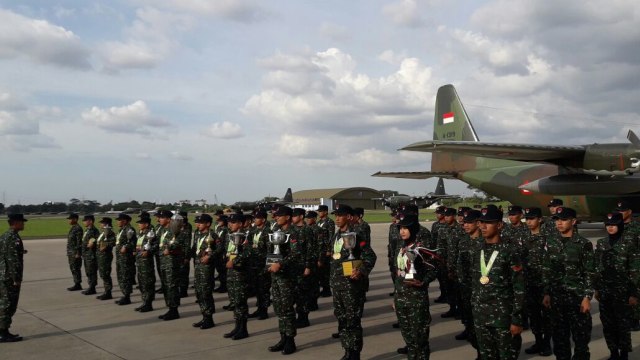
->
[83, 253, 98, 288]
[97, 251, 113, 292]
[436, 265, 449, 300]
[67, 253, 82, 285]
[460, 285, 478, 348]
[271, 275, 297, 337]
[0, 281, 20, 330]
[251, 267, 271, 310]
[318, 256, 331, 292]
[333, 286, 365, 352]
[136, 255, 155, 304]
[525, 285, 552, 339]
[194, 261, 215, 316]
[179, 259, 190, 294]
[215, 256, 227, 289]
[395, 286, 432, 360]
[475, 325, 521, 360]
[550, 292, 592, 360]
[116, 252, 135, 297]
[154, 253, 165, 289]
[296, 273, 314, 316]
[598, 292, 632, 352]
[160, 255, 180, 308]
[228, 268, 248, 320]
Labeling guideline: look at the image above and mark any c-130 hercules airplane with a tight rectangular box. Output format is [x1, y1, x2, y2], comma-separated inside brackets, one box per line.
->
[373, 84, 640, 220]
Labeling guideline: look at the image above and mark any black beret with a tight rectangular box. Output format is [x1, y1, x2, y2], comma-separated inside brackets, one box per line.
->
[305, 211, 318, 219]
[332, 205, 353, 215]
[547, 198, 563, 207]
[66, 213, 79, 220]
[82, 214, 95, 222]
[508, 205, 523, 215]
[604, 212, 624, 225]
[292, 208, 306, 217]
[316, 205, 329, 212]
[273, 206, 293, 216]
[116, 213, 131, 221]
[479, 207, 503, 222]
[552, 207, 577, 220]
[523, 207, 542, 219]
[99, 217, 112, 226]
[8, 213, 28, 222]
[463, 210, 482, 223]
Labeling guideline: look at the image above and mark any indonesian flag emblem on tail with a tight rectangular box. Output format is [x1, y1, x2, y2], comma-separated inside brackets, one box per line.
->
[443, 112, 454, 124]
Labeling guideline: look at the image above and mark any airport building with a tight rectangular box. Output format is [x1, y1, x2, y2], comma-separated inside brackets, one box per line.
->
[292, 187, 383, 211]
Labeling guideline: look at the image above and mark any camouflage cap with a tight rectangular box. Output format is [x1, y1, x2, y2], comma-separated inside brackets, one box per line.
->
[400, 204, 419, 215]
[136, 214, 151, 224]
[254, 210, 268, 219]
[552, 207, 576, 220]
[228, 213, 244, 223]
[353, 207, 365, 216]
[397, 213, 419, 227]
[214, 209, 224, 216]
[523, 207, 542, 219]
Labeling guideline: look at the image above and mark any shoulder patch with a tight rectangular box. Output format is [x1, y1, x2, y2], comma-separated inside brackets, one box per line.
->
[511, 265, 523, 272]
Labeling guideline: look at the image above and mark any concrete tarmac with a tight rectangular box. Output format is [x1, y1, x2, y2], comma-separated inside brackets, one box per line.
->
[2, 223, 639, 359]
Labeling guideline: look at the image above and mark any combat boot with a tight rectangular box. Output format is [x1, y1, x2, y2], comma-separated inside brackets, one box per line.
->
[248, 309, 260, 318]
[455, 328, 469, 340]
[155, 287, 164, 294]
[134, 304, 144, 311]
[67, 283, 82, 291]
[257, 308, 269, 320]
[232, 319, 248, 340]
[620, 350, 629, 360]
[223, 319, 240, 338]
[82, 286, 96, 295]
[440, 308, 458, 318]
[0, 329, 22, 343]
[192, 317, 205, 328]
[295, 313, 310, 328]
[200, 315, 215, 330]
[340, 350, 349, 360]
[309, 301, 319, 311]
[180, 289, 188, 298]
[347, 350, 360, 360]
[525, 334, 543, 354]
[96, 291, 112, 300]
[539, 335, 552, 356]
[396, 346, 408, 354]
[116, 296, 131, 305]
[281, 336, 296, 355]
[222, 303, 234, 311]
[138, 302, 153, 313]
[214, 284, 227, 293]
[434, 295, 447, 303]
[268, 334, 285, 352]
[320, 288, 332, 297]
[162, 307, 180, 321]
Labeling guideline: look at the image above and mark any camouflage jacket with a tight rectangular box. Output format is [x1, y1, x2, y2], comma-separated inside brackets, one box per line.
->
[96, 228, 116, 254]
[81, 226, 100, 258]
[269, 225, 306, 280]
[175, 225, 192, 259]
[227, 229, 253, 271]
[135, 228, 158, 258]
[157, 226, 181, 255]
[318, 217, 335, 239]
[247, 225, 271, 269]
[521, 230, 548, 287]
[329, 226, 377, 291]
[446, 224, 465, 274]
[394, 240, 438, 293]
[307, 223, 328, 263]
[215, 227, 229, 259]
[540, 217, 559, 238]
[457, 233, 482, 287]
[625, 220, 640, 239]
[593, 233, 639, 298]
[388, 223, 400, 267]
[67, 224, 83, 257]
[115, 224, 137, 255]
[543, 232, 594, 298]
[0, 229, 24, 283]
[471, 240, 525, 327]
[430, 221, 446, 250]
[293, 224, 316, 268]
[501, 222, 528, 248]
[191, 229, 219, 264]
[354, 220, 371, 246]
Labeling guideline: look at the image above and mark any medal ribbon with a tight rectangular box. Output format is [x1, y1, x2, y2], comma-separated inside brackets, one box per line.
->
[136, 231, 145, 247]
[396, 248, 407, 270]
[480, 250, 499, 277]
[333, 237, 343, 255]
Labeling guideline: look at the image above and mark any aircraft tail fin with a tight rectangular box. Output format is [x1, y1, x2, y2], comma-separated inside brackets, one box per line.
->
[434, 177, 446, 196]
[282, 188, 293, 203]
[433, 84, 479, 142]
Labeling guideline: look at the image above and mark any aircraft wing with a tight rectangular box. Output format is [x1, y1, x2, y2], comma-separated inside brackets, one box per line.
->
[401, 141, 585, 162]
[371, 171, 458, 180]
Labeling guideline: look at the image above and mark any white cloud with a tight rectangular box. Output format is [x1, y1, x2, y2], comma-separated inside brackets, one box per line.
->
[206, 121, 244, 139]
[146, 0, 268, 23]
[382, 0, 424, 28]
[169, 151, 193, 160]
[0, 9, 90, 69]
[135, 152, 152, 159]
[319, 22, 350, 42]
[0, 111, 38, 135]
[81, 100, 170, 134]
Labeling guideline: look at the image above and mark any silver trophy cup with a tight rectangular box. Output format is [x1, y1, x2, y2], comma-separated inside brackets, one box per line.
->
[228, 232, 246, 255]
[404, 250, 417, 281]
[169, 212, 184, 237]
[266, 230, 290, 266]
[341, 232, 357, 260]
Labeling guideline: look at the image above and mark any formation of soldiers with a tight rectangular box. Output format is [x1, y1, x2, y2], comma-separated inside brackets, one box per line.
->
[386, 199, 639, 360]
[1, 199, 639, 360]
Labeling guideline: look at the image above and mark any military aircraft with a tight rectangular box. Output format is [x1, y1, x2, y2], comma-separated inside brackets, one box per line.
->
[373, 177, 459, 209]
[373, 84, 640, 220]
[231, 188, 293, 212]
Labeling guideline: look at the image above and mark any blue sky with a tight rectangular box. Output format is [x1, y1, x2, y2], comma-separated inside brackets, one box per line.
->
[1, 0, 639, 205]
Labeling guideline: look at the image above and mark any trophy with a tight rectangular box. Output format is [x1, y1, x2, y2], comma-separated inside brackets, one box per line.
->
[266, 230, 290, 267]
[99, 225, 111, 251]
[169, 212, 184, 238]
[403, 250, 417, 281]
[143, 229, 154, 251]
[204, 234, 214, 255]
[340, 232, 362, 277]
[227, 232, 246, 261]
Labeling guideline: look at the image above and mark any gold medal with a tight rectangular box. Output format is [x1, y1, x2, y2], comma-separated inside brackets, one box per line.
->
[332, 253, 341, 260]
[480, 276, 490, 285]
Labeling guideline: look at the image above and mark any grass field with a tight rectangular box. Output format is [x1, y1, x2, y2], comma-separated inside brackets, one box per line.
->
[0, 201, 506, 239]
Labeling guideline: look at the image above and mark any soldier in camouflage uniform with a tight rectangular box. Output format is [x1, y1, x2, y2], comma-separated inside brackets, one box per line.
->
[291, 208, 314, 328]
[594, 212, 638, 360]
[304, 211, 325, 311]
[214, 215, 229, 293]
[394, 213, 438, 359]
[177, 211, 192, 298]
[0, 214, 27, 343]
[473, 207, 524, 360]
[520, 208, 552, 357]
[134, 213, 156, 312]
[191, 214, 218, 329]
[439, 207, 461, 318]
[267, 206, 305, 355]
[96, 217, 116, 301]
[317, 205, 335, 298]
[223, 213, 253, 340]
[114, 214, 137, 305]
[542, 207, 594, 360]
[81, 215, 100, 295]
[431, 206, 448, 303]
[248, 210, 272, 320]
[156, 210, 182, 321]
[456, 210, 482, 358]
[616, 200, 640, 332]
[540, 199, 562, 238]
[388, 210, 401, 297]
[329, 205, 377, 360]
[66, 213, 84, 291]
[154, 213, 165, 294]
[502, 206, 528, 248]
